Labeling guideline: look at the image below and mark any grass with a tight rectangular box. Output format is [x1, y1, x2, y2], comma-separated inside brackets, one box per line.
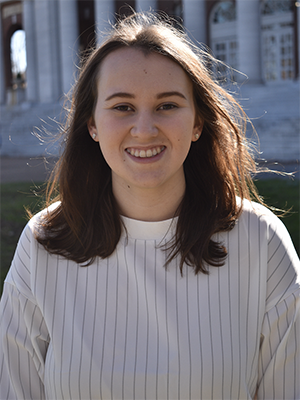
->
[0, 181, 46, 292]
[254, 178, 299, 255]
[0, 179, 299, 294]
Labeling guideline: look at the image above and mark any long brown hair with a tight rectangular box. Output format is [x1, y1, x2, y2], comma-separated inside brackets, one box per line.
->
[36, 12, 260, 274]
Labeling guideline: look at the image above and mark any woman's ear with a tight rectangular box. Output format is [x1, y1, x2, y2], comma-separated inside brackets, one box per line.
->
[87, 118, 99, 142]
[192, 120, 203, 142]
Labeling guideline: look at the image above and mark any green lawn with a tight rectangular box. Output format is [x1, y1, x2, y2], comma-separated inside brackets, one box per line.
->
[0, 182, 46, 290]
[1, 179, 299, 293]
[255, 179, 299, 255]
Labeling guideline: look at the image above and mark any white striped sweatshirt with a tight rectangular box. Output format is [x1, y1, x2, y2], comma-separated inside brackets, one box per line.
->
[0, 200, 299, 399]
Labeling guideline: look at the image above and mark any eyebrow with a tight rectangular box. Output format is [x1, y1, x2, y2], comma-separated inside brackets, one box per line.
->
[105, 91, 187, 102]
[156, 91, 187, 100]
[105, 92, 134, 102]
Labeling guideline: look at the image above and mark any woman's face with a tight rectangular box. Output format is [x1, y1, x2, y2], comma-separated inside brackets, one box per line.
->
[88, 47, 202, 197]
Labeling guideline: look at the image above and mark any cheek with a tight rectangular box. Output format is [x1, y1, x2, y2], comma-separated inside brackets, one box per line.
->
[172, 127, 194, 147]
[97, 134, 125, 172]
[169, 115, 195, 138]
[98, 118, 126, 141]
[98, 139, 114, 161]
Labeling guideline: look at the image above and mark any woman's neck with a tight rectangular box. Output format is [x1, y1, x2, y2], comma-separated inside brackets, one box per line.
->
[112, 179, 185, 222]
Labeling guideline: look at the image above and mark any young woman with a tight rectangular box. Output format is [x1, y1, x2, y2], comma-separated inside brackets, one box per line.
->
[0, 12, 299, 400]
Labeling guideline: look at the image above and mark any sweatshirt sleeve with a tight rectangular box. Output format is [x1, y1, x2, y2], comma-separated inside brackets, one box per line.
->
[0, 223, 49, 400]
[256, 213, 300, 400]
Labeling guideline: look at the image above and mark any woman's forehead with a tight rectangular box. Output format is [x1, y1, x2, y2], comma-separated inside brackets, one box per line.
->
[99, 47, 174, 72]
[95, 47, 194, 100]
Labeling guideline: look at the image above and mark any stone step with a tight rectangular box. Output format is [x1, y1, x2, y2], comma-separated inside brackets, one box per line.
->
[0, 82, 299, 161]
[237, 81, 299, 120]
[0, 102, 65, 157]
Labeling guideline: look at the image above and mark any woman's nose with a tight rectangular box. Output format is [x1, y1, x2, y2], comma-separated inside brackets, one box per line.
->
[130, 111, 159, 138]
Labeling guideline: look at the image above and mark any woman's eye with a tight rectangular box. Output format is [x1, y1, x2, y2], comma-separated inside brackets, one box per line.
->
[114, 105, 133, 112]
[159, 103, 177, 111]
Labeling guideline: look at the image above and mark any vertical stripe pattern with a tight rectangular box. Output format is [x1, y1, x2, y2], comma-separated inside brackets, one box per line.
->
[0, 200, 299, 399]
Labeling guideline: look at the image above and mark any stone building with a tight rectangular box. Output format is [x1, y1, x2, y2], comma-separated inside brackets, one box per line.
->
[1, 0, 299, 105]
[0, 0, 299, 161]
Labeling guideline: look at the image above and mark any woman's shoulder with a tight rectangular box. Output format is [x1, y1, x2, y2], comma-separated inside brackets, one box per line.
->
[238, 198, 299, 264]
[11, 201, 61, 254]
[230, 197, 295, 252]
[4, 202, 62, 297]
[25, 201, 61, 238]
[239, 197, 280, 225]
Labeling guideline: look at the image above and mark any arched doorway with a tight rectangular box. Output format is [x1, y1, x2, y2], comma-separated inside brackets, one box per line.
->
[10, 29, 26, 86]
[6, 25, 26, 104]
[1, 1, 25, 104]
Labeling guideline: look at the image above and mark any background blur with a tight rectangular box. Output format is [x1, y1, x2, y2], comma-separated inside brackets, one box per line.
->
[0, 0, 299, 161]
[0, 0, 299, 288]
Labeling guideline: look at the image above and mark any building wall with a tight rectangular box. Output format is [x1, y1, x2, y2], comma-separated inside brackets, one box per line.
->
[0, 0, 298, 163]
[0, 0, 299, 105]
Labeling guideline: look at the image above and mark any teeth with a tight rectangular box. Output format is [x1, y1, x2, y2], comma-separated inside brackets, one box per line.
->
[126, 146, 164, 158]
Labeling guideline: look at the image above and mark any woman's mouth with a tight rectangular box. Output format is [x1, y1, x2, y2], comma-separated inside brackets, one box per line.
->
[125, 146, 165, 158]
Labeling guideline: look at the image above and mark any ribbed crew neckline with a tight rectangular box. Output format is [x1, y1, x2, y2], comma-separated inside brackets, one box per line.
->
[121, 215, 178, 241]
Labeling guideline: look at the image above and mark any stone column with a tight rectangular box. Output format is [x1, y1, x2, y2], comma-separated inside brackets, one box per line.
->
[135, 0, 157, 12]
[34, 0, 61, 102]
[236, 0, 261, 82]
[94, 0, 115, 46]
[298, 3, 300, 79]
[58, 0, 79, 96]
[23, 0, 38, 102]
[0, 11, 6, 104]
[183, 0, 206, 44]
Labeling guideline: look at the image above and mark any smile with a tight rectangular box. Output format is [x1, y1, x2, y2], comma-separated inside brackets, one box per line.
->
[126, 146, 165, 158]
